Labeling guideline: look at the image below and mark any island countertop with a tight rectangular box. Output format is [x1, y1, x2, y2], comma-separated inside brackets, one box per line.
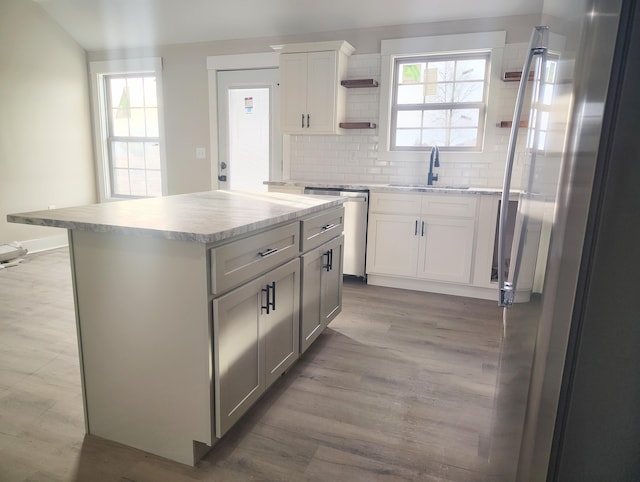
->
[7, 190, 344, 244]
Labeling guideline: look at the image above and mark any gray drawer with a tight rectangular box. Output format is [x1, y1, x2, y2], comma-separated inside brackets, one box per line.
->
[210, 222, 299, 295]
[300, 207, 344, 252]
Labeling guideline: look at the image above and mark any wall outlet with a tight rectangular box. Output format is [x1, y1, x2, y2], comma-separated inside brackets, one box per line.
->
[195, 147, 206, 159]
[48, 204, 56, 210]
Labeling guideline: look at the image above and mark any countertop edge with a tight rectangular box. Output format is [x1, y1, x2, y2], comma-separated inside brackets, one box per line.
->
[265, 180, 507, 195]
[7, 194, 346, 244]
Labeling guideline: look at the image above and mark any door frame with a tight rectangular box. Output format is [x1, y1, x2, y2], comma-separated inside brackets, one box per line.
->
[207, 53, 283, 190]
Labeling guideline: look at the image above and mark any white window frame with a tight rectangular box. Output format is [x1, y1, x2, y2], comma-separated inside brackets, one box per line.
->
[379, 31, 506, 162]
[89, 57, 168, 202]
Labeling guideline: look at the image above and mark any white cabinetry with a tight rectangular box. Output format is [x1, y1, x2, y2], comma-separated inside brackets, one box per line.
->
[300, 235, 344, 352]
[213, 258, 300, 437]
[367, 192, 477, 284]
[278, 41, 353, 134]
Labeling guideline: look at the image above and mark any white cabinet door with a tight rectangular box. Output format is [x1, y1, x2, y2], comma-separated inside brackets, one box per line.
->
[213, 259, 300, 436]
[417, 217, 475, 283]
[300, 246, 323, 352]
[366, 213, 420, 277]
[300, 235, 344, 353]
[321, 235, 344, 324]
[264, 259, 300, 386]
[280, 53, 309, 133]
[305, 51, 338, 134]
[279, 50, 340, 134]
[212, 277, 265, 438]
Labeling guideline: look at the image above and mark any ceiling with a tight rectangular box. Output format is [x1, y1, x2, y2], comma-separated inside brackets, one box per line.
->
[33, 0, 544, 52]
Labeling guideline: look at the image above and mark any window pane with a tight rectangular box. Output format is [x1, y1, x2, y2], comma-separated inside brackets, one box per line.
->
[127, 78, 145, 107]
[423, 110, 448, 128]
[113, 169, 130, 195]
[395, 129, 422, 147]
[129, 108, 146, 136]
[397, 84, 424, 104]
[129, 169, 147, 196]
[455, 59, 486, 81]
[109, 78, 127, 110]
[145, 108, 159, 136]
[422, 82, 451, 103]
[400, 63, 423, 84]
[396, 111, 422, 128]
[112, 142, 128, 168]
[450, 128, 478, 146]
[429, 61, 455, 82]
[453, 81, 484, 102]
[128, 142, 145, 169]
[146, 170, 162, 197]
[451, 109, 479, 127]
[145, 143, 161, 169]
[144, 77, 157, 107]
[421, 129, 447, 146]
[112, 110, 130, 136]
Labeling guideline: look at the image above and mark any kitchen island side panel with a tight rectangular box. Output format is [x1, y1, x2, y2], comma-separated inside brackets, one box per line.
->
[69, 229, 212, 465]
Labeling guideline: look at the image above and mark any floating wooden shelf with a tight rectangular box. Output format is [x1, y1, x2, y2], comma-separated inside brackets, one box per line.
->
[499, 120, 529, 128]
[339, 122, 377, 129]
[503, 71, 535, 82]
[341, 79, 379, 88]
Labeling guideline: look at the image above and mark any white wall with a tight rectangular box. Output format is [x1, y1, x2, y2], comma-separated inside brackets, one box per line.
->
[289, 44, 532, 188]
[87, 14, 541, 194]
[0, 0, 96, 246]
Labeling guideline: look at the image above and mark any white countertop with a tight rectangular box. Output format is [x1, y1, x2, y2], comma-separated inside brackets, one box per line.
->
[265, 180, 506, 196]
[7, 190, 345, 244]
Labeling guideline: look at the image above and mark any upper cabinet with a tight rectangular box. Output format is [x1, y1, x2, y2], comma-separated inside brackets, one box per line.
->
[277, 41, 354, 135]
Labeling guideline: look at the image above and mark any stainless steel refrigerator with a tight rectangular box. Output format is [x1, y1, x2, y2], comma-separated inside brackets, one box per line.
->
[490, 0, 640, 479]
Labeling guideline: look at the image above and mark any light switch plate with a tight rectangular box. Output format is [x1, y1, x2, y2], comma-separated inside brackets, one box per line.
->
[195, 147, 206, 159]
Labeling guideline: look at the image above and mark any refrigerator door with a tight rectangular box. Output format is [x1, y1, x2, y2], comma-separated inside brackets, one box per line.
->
[489, 0, 625, 478]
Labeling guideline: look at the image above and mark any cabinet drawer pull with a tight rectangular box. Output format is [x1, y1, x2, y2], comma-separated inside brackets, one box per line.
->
[258, 247, 278, 257]
[307, 114, 310, 128]
[321, 223, 336, 231]
[415, 220, 418, 236]
[301, 113, 304, 128]
[421, 221, 425, 237]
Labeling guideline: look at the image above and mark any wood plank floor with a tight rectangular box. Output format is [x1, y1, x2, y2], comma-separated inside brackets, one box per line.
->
[0, 248, 526, 481]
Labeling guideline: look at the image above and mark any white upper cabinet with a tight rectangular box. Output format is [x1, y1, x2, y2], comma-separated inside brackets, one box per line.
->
[278, 41, 353, 134]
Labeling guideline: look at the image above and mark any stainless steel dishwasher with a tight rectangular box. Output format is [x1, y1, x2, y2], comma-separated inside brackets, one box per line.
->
[303, 187, 369, 278]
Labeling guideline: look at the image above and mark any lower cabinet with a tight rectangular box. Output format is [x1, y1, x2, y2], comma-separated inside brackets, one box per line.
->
[212, 258, 300, 437]
[367, 195, 476, 284]
[300, 235, 344, 353]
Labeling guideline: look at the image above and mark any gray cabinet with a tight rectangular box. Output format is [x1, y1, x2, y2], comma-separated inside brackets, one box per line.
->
[213, 258, 300, 437]
[300, 235, 344, 353]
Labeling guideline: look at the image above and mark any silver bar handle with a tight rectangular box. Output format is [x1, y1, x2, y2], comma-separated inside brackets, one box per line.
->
[498, 26, 548, 307]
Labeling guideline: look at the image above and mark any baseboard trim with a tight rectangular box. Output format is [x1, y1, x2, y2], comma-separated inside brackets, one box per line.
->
[21, 234, 69, 254]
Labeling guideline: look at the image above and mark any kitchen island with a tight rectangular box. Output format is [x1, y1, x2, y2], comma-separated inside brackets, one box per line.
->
[8, 190, 345, 465]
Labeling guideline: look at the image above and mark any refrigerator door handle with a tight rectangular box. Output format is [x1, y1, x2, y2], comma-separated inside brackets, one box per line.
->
[498, 25, 548, 307]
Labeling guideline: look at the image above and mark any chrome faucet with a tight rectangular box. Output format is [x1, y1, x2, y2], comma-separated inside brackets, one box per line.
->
[428, 146, 440, 185]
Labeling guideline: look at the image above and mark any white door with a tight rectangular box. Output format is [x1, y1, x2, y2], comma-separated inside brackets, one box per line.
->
[217, 69, 281, 191]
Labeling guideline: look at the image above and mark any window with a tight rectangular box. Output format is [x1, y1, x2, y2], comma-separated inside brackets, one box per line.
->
[378, 31, 506, 160]
[391, 53, 489, 151]
[90, 58, 166, 201]
[105, 74, 162, 197]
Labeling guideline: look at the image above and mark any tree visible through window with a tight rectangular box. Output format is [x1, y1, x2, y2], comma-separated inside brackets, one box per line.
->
[391, 53, 489, 150]
[105, 74, 162, 197]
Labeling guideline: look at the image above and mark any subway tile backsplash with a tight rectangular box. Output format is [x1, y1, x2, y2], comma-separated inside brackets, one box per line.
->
[288, 46, 532, 189]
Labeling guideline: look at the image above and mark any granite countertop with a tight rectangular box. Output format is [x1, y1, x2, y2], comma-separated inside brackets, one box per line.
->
[7, 190, 345, 244]
[265, 180, 505, 195]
